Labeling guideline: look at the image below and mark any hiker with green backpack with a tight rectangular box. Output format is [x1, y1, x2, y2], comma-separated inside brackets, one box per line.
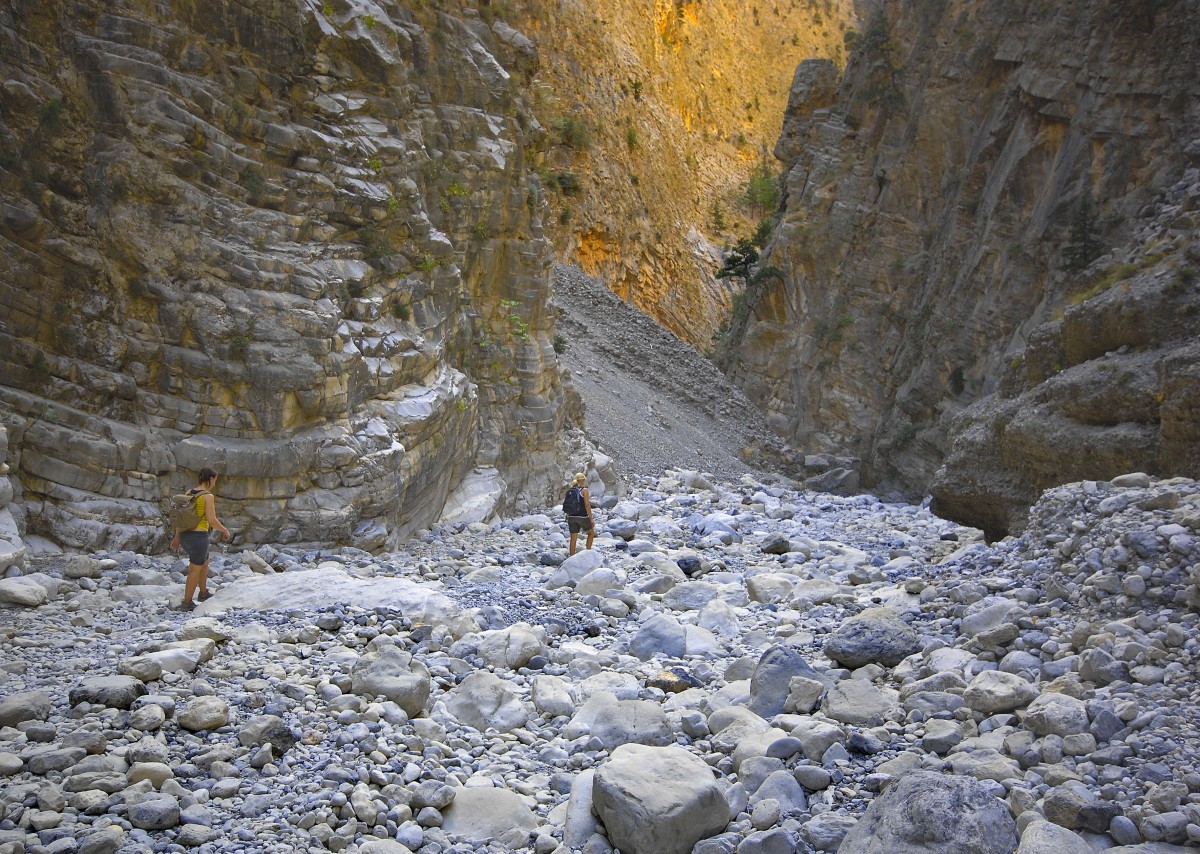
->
[168, 467, 231, 611]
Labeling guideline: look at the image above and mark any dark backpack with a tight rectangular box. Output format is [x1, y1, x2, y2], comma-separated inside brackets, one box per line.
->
[562, 486, 585, 516]
[166, 489, 209, 531]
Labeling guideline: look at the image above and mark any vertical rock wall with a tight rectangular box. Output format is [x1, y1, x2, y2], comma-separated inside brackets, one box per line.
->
[726, 0, 1200, 500]
[0, 0, 574, 551]
[0, 424, 26, 572]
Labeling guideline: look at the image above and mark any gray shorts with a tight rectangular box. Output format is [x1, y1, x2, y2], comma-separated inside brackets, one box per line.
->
[567, 515, 593, 534]
[179, 530, 210, 565]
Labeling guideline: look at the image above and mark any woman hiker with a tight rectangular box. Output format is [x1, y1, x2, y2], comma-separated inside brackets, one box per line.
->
[564, 472, 594, 556]
[171, 467, 231, 610]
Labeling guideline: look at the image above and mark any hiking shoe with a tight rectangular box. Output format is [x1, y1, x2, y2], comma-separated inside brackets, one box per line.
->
[198, 591, 213, 602]
[179, 600, 195, 611]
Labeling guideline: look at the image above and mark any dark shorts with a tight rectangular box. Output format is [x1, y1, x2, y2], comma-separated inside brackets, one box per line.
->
[567, 515, 593, 534]
[179, 530, 210, 565]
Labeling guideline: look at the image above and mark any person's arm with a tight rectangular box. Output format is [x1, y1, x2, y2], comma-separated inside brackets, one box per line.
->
[582, 488, 593, 521]
[205, 494, 232, 541]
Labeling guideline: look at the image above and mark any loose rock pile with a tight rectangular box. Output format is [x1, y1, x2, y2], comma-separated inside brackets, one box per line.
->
[1, 470, 1198, 854]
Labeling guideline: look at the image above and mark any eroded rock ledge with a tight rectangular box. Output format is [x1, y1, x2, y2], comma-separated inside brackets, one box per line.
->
[0, 0, 576, 552]
[727, 1, 1200, 512]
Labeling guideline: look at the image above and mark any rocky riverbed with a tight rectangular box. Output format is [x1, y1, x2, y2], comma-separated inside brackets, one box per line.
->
[1, 469, 1199, 854]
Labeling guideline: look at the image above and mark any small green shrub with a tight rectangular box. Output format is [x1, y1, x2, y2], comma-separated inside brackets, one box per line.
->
[743, 159, 780, 215]
[447, 182, 469, 196]
[552, 117, 591, 150]
[1062, 196, 1102, 272]
[392, 302, 411, 321]
[241, 167, 266, 201]
[626, 126, 638, 150]
[1168, 265, 1197, 294]
[417, 254, 438, 272]
[711, 202, 726, 232]
[37, 98, 66, 132]
[828, 313, 854, 343]
[229, 334, 251, 361]
[553, 334, 568, 354]
[717, 239, 759, 280]
[949, 366, 965, 395]
[358, 223, 395, 259]
[893, 422, 921, 449]
[556, 172, 581, 196]
[29, 349, 52, 382]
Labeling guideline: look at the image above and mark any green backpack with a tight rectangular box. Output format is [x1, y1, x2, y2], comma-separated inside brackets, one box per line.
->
[166, 489, 209, 531]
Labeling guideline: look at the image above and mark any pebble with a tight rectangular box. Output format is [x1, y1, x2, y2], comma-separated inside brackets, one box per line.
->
[0, 471, 1197, 853]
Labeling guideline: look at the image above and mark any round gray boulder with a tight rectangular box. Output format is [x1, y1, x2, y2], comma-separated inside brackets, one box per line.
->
[823, 610, 921, 669]
[835, 770, 1019, 853]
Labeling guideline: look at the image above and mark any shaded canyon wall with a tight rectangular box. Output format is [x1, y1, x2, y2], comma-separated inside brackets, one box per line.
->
[726, 0, 1200, 532]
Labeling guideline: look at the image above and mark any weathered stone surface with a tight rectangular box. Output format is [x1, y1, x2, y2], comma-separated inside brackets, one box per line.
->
[962, 671, 1039, 715]
[204, 568, 478, 636]
[747, 645, 821, 718]
[835, 770, 1019, 853]
[476, 623, 547, 670]
[1042, 785, 1122, 833]
[823, 610, 921, 669]
[177, 697, 229, 731]
[68, 677, 147, 710]
[440, 787, 538, 843]
[1016, 819, 1092, 854]
[592, 744, 729, 854]
[0, 424, 25, 573]
[444, 672, 528, 733]
[0, 690, 51, 728]
[350, 645, 432, 719]
[727, 3, 1200, 526]
[1021, 693, 1089, 737]
[0, 0, 576, 554]
[0, 576, 47, 606]
[821, 679, 895, 727]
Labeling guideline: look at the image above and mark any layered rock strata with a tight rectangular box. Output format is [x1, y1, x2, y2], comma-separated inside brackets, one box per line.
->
[932, 174, 1200, 537]
[0, 424, 25, 571]
[0, 0, 574, 551]
[725, 0, 1200, 514]
[503, 0, 855, 347]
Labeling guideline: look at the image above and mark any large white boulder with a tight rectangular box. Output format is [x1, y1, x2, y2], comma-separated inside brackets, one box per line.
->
[441, 787, 538, 845]
[198, 566, 479, 636]
[592, 744, 729, 854]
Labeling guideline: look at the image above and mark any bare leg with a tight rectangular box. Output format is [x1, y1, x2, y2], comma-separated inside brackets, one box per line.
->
[183, 561, 203, 606]
[569, 531, 578, 556]
[199, 559, 211, 598]
[586, 528, 594, 550]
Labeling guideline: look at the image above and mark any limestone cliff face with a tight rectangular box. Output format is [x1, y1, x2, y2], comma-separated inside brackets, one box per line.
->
[727, 0, 1200, 515]
[0, 0, 574, 552]
[930, 172, 1200, 538]
[506, 0, 854, 347]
